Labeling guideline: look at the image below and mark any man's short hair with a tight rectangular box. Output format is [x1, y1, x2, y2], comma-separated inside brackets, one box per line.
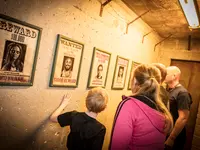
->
[86, 87, 108, 113]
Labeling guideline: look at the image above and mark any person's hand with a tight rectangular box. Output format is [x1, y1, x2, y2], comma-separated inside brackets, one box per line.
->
[165, 137, 174, 148]
[60, 93, 71, 107]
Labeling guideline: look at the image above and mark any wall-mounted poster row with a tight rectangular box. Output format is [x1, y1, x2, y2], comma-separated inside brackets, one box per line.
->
[0, 14, 42, 86]
[50, 34, 84, 87]
[0, 14, 141, 88]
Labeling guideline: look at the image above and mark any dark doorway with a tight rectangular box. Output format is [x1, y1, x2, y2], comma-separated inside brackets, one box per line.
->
[171, 59, 200, 150]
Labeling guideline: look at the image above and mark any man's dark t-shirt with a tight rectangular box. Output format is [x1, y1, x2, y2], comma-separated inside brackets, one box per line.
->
[167, 85, 192, 122]
[57, 111, 106, 150]
[167, 85, 192, 149]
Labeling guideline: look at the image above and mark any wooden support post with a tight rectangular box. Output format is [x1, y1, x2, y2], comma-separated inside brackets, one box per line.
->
[188, 35, 191, 51]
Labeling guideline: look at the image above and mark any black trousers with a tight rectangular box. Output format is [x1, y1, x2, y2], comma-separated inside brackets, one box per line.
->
[172, 127, 186, 150]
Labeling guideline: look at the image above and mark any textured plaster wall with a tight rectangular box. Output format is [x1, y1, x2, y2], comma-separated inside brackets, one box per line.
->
[0, 0, 161, 149]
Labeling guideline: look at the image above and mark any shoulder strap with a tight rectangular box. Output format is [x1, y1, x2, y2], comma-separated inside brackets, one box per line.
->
[114, 97, 131, 123]
[109, 96, 131, 150]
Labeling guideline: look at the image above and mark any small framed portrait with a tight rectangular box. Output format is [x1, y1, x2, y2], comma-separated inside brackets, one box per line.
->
[88, 48, 111, 88]
[127, 61, 140, 90]
[50, 34, 84, 87]
[112, 56, 129, 89]
[0, 14, 42, 86]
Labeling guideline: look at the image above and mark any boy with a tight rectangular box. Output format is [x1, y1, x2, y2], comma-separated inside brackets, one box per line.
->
[50, 87, 108, 150]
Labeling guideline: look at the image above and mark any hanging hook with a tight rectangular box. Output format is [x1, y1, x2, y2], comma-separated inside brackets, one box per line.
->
[99, 0, 112, 17]
[125, 10, 150, 34]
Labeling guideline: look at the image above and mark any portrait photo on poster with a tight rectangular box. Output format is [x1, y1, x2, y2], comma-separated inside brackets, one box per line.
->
[117, 66, 124, 83]
[0, 14, 42, 86]
[88, 47, 111, 88]
[60, 56, 74, 78]
[112, 56, 129, 90]
[96, 64, 103, 79]
[1, 40, 26, 72]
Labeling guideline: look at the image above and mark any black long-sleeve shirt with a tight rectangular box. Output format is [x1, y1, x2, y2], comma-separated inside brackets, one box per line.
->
[58, 111, 106, 150]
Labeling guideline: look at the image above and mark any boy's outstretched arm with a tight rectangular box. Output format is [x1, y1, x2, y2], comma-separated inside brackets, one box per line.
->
[50, 94, 71, 123]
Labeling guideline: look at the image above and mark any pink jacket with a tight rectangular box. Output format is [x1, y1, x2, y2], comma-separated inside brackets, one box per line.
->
[110, 96, 166, 150]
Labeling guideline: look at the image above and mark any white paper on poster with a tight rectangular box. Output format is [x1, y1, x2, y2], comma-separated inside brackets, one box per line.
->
[113, 57, 129, 89]
[90, 50, 110, 87]
[52, 37, 83, 86]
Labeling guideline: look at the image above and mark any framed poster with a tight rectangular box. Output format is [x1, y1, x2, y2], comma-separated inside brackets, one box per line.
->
[50, 34, 84, 87]
[127, 61, 140, 90]
[88, 48, 111, 88]
[112, 56, 129, 89]
[0, 14, 42, 86]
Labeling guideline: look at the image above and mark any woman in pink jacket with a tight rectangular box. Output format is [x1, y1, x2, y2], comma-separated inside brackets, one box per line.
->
[110, 64, 173, 150]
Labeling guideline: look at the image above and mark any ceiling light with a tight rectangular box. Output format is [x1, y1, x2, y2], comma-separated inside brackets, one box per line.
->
[178, 0, 200, 29]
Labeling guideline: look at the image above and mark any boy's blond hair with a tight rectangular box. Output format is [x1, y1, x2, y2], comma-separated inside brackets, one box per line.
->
[86, 87, 108, 113]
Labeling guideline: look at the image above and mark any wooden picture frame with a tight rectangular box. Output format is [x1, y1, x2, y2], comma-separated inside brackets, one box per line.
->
[127, 61, 140, 90]
[0, 14, 42, 86]
[112, 56, 129, 89]
[50, 34, 84, 87]
[88, 47, 111, 88]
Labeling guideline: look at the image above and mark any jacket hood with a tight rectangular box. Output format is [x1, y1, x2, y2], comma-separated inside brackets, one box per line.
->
[122, 95, 165, 134]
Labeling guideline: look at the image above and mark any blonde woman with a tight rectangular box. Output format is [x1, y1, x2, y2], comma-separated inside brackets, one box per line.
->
[110, 64, 173, 150]
[50, 87, 108, 150]
[152, 63, 169, 109]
